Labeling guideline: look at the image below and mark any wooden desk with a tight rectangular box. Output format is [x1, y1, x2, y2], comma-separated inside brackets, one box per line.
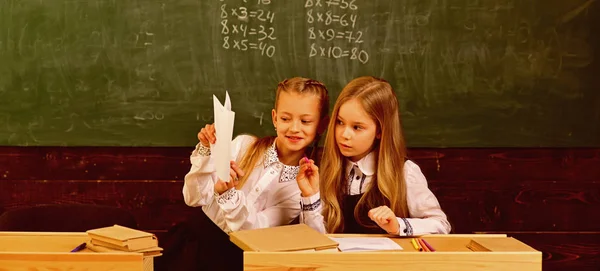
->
[0, 232, 152, 271]
[241, 234, 542, 271]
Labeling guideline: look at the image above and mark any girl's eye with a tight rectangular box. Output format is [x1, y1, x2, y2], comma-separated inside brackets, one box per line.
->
[336, 120, 343, 125]
[281, 117, 289, 121]
[353, 126, 362, 130]
[301, 120, 312, 124]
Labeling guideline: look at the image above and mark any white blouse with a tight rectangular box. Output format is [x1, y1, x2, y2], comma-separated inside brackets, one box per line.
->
[183, 135, 302, 233]
[300, 151, 451, 236]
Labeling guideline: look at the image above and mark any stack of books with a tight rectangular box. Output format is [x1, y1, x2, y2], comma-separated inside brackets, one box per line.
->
[85, 225, 163, 257]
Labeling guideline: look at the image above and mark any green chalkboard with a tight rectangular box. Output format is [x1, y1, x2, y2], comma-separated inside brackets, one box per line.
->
[1, 0, 598, 147]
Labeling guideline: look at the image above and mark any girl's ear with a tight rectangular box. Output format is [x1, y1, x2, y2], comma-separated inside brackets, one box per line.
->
[317, 115, 330, 135]
[376, 132, 381, 139]
[271, 109, 277, 128]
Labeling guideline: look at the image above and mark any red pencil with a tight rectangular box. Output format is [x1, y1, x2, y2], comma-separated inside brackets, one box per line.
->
[420, 238, 436, 252]
[417, 238, 430, 252]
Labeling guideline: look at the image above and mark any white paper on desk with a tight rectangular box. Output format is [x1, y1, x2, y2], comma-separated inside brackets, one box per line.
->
[329, 237, 403, 252]
[212, 91, 235, 182]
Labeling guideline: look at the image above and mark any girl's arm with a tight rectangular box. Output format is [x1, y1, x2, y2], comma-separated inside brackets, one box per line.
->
[182, 135, 254, 207]
[299, 192, 327, 233]
[216, 180, 301, 232]
[396, 160, 451, 236]
[296, 158, 327, 233]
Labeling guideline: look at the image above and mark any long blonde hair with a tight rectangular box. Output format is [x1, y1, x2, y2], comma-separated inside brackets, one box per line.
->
[235, 77, 329, 189]
[320, 76, 408, 233]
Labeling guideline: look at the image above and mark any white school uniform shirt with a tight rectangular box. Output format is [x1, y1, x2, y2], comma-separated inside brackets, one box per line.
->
[183, 135, 301, 233]
[300, 151, 451, 236]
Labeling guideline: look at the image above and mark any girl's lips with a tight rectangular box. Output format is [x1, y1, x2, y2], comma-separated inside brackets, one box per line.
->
[287, 136, 303, 142]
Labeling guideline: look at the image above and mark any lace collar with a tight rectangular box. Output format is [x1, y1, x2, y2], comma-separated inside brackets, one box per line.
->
[264, 140, 300, 183]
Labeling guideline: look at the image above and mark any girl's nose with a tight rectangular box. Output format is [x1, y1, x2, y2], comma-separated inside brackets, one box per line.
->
[290, 120, 300, 132]
[342, 127, 352, 139]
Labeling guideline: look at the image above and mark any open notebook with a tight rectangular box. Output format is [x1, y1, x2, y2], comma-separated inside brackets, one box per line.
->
[329, 237, 403, 252]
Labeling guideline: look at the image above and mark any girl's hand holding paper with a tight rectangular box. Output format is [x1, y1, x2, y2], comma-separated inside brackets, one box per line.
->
[198, 123, 216, 147]
[214, 160, 245, 195]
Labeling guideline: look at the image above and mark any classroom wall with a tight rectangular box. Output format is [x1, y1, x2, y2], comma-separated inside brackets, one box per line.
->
[2, 0, 599, 148]
[0, 146, 598, 270]
[2, 1, 599, 270]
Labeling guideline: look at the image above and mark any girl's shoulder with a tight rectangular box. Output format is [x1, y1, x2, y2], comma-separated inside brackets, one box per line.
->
[233, 134, 277, 161]
[232, 134, 259, 160]
[403, 159, 420, 170]
[403, 159, 428, 185]
[233, 134, 258, 146]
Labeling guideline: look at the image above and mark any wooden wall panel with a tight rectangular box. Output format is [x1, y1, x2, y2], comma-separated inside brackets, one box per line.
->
[2, 147, 599, 182]
[1, 147, 599, 232]
[501, 232, 600, 271]
[433, 180, 600, 232]
[0, 147, 191, 180]
[410, 148, 600, 183]
[0, 179, 195, 231]
[1, 147, 599, 270]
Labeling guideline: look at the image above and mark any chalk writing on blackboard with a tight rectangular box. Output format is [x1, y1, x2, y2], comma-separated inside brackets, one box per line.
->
[220, 0, 277, 58]
[306, 0, 369, 64]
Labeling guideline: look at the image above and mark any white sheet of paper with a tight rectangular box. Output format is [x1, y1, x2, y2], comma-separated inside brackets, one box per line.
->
[212, 91, 235, 182]
[329, 237, 403, 252]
